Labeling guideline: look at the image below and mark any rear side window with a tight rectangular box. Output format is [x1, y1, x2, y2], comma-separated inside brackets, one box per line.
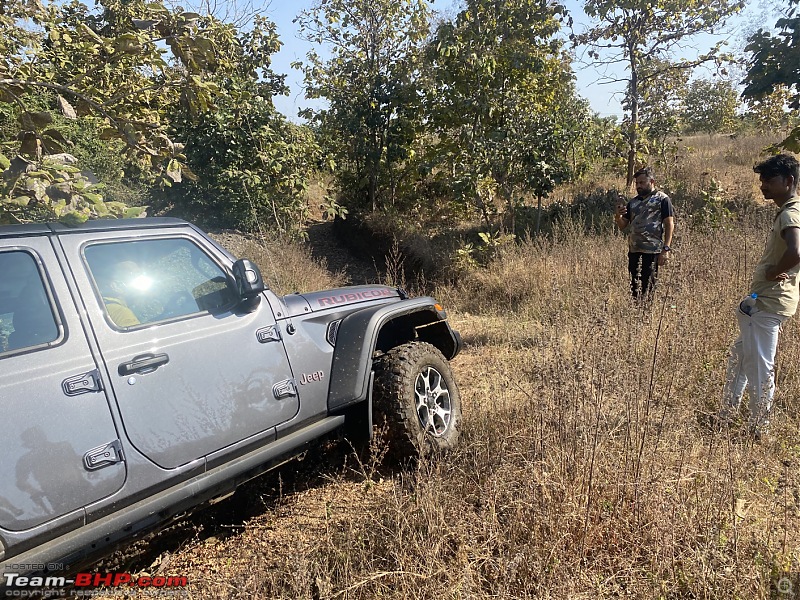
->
[0, 251, 60, 354]
[84, 238, 238, 329]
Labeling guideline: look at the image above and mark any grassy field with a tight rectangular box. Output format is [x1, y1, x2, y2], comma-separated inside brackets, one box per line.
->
[99, 136, 800, 599]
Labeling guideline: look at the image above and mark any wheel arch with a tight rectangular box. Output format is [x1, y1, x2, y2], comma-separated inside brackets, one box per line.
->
[326, 297, 461, 411]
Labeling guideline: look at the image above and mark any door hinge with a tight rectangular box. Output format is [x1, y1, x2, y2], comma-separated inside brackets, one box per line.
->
[62, 369, 103, 396]
[84, 440, 124, 471]
[256, 325, 281, 343]
[272, 379, 297, 399]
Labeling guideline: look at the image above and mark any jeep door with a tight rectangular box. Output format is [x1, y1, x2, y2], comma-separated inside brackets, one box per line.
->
[0, 238, 125, 532]
[59, 232, 299, 470]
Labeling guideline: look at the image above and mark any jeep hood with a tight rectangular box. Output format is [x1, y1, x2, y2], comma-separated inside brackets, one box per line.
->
[281, 285, 401, 317]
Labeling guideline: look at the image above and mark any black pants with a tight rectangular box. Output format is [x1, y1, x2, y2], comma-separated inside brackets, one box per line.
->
[628, 252, 659, 299]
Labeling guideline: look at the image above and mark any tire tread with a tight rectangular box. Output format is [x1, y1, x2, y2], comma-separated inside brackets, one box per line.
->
[372, 342, 461, 459]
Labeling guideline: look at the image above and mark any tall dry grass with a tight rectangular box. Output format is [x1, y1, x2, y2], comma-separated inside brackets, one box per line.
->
[135, 207, 800, 600]
[431, 213, 800, 598]
[553, 133, 784, 209]
[209, 231, 347, 294]
[110, 140, 799, 599]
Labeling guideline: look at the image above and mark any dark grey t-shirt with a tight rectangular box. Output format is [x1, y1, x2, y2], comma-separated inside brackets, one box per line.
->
[625, 191, 674, 253]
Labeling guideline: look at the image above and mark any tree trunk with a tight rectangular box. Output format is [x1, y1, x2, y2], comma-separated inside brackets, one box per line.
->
[369, 130, 381, 212]
[369, 171, 377, 213]
[626, 44, 640, 188]
[536, 194, 542, 235]
[626, 65, 639, 188]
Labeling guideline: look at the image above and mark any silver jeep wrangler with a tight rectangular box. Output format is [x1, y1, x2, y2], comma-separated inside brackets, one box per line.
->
[0, 218, 462, 581]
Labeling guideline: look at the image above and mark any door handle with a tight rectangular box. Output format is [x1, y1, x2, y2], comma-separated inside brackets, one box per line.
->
[118, 353, 169, 376]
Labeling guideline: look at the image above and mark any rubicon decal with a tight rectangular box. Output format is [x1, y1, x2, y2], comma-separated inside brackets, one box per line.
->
[317, 288, 394, 307]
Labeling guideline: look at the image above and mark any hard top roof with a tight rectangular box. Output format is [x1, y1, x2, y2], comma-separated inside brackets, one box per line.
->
[0, 218, 191, 239]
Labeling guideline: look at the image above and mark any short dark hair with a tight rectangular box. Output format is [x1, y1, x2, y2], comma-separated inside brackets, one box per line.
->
[633, 167, 655, 180]
[753, 153, 799, 182]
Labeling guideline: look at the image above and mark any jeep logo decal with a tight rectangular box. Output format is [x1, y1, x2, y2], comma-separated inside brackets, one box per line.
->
[299, 370, 325, 385]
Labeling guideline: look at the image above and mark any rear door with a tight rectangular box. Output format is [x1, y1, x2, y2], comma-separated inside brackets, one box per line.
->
[59, 231, 299, 470]
[0, 238, 125, 532]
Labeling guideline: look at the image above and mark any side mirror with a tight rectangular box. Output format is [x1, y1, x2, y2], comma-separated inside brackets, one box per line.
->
[232, 259, 266, 300]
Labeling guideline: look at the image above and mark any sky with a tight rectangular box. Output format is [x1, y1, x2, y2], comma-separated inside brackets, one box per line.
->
[260, 0, 780, 122]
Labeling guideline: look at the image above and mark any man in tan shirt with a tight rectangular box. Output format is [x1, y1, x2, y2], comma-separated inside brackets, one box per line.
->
[719, 153, 800, 439]
[101, 261, 142, 328]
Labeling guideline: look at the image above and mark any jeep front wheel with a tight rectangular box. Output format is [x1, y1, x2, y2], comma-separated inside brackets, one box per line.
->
[373, 342, 461, 458]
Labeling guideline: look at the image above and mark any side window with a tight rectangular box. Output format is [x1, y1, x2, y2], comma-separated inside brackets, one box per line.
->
[84, 238, 238, 329]
[0, 251, 60, 354]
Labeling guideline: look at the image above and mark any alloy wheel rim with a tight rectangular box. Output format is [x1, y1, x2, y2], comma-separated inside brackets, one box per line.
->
[414, 366, 452, 437]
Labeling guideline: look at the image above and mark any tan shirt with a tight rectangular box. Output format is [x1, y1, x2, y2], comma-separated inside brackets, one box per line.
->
[751, 196, 800, 316]
[103, 296, 140, 328]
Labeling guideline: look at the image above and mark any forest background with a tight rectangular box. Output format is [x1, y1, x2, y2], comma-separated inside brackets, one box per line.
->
[3, 0, 800, 597]
[1, 0, 798, 242]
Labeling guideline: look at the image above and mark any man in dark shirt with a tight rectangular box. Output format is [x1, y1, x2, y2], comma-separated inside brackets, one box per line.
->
[613, 167, 675, 300]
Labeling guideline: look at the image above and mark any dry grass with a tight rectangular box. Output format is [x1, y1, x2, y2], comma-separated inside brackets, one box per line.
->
[670, 134, 783, 198]
[108, 209, 800, 600]
[551, 133, 784, 210]
[209, 230, 347, 295]
[97, 143, 800, 599]
[434, 216, 800, 598]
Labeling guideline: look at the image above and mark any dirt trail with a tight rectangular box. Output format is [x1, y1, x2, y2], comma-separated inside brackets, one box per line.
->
[305, 219, 382, 285]
[91, 439, 377, 598]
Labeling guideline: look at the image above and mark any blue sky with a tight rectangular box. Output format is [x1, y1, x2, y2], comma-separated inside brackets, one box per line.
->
[262, 0, 775, 122]
[262, 2, 319, 120]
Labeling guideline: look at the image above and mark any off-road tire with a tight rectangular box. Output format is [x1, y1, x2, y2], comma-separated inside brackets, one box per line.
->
[373, 342, 461, 459]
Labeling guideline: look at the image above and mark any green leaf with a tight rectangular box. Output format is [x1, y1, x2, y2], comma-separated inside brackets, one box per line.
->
[780, 127, 800, 154]
[105, 202, 127, 216]
[59, 211, 90, 226]
[132, 19, 160, 30]
[83, 192, 104, 204]
[123, 206, 147, 218]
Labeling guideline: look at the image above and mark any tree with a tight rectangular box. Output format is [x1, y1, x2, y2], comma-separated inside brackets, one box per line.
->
[154, 15, 320, 237]
[637, 58, 689, 160]
[296, 0, 431, 213]
[0, 0, 244, 223]
[743, 85, 796, 132]
[683, 77, 740, 133]
[162, 93, 321, 236]
[574, 0, 746, 185]
[743, 0, 800, 150]
[424, 0, 581, 232]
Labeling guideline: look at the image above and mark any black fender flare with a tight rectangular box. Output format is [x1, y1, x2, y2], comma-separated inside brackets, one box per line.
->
[327, 297, 461, 411]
